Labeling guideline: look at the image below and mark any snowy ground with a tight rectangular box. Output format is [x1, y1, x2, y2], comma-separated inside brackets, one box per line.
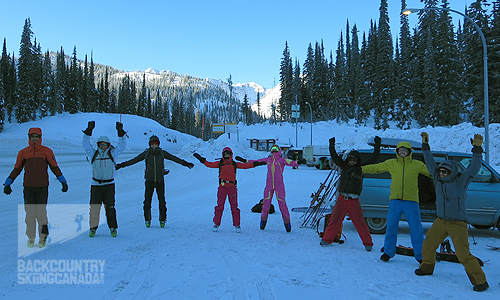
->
[0, 113, 498, 299]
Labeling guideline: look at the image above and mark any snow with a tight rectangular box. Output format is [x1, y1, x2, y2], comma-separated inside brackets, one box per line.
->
[0, 113, 498, 299]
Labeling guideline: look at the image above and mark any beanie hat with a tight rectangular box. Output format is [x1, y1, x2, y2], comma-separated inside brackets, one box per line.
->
[149, 135, 160, 146]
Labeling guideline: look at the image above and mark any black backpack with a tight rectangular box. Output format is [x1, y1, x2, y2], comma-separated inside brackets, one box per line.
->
[251, 199, 275, 214]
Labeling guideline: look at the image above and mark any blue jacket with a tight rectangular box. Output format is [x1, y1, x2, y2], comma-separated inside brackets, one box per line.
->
[422, 143, 483, 222]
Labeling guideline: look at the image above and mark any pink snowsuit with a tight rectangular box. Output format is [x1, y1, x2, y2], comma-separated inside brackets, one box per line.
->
[253, 149, 298, 223]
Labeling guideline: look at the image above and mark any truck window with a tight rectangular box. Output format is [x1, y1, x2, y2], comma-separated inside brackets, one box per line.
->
[455, 157, 496, 183]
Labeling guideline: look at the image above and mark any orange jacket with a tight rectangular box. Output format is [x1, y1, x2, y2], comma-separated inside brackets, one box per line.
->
[8, 128, 63, 187]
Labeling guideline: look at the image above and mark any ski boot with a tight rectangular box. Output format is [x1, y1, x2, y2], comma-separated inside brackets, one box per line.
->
[110, 228, 117, 237]
[39, 236, 47, 248]
[235, 225, 241, 233]
[89, 229, 96, 237]
[27, 238, 35, 248]
[145, 221, 151, 228]
[160, 221, 165, 228]
[212, 224, 219, 232]
[284, 222, 292, 232]
[260, 220, 267, 230]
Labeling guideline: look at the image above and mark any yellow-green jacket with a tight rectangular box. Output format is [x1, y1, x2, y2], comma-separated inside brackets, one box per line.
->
[361, 142, 431, 202]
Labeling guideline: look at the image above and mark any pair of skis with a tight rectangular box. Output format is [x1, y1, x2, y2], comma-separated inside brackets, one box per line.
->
[297, 166, 341, 228]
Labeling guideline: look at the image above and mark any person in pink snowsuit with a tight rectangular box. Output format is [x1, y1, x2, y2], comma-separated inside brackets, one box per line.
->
[237, 144, 298, 232]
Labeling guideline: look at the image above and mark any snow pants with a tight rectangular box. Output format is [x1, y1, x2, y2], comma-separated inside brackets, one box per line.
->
[321, 195, 373, 246]
[89, 184, 118, 230]
[261, 185, 290, 223]
[419, 218, 487, 286]
[384, 199, 424, 261]
[144, 180, 166, 222]
[23, 186, 49, 240]
[214, 185, 240, 226]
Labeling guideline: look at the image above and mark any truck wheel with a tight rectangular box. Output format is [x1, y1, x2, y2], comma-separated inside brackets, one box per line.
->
[365, 217, 387, 234]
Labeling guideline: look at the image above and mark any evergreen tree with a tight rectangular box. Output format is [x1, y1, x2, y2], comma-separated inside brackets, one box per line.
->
[241, 93, 250, 124]
[88, 52, 98, 112]
[373, 0, 394, 130]
[393, 0, 413, 129]
[279, 41, 293, 121]
[54, 47, 67, 114]
[434, 0, 463, 126]
[41, 51, 54, 117]
[137, 73, 147, 116]
[16, 18, 36, 123]
[334, 34, 348, 122]
[356, 32, 371, 125]
[1, 39, 17, 123]
[462, 0, 489, 125]
[302, 43, 315, 109]
[66, 46, 81, 113]
[489, 0, 500, 123]
[80, 55, 90, 112]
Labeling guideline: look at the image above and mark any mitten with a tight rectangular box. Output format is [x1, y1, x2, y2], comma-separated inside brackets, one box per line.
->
[61, 182, 68, 193]
[185, 162, 194, 169]
[235, 156, 247, 163]
[83, 121, 95, 136]
[115, 163, 123, 170]
[329, 137, 335, 147]
[116, 122, 126, 137]
[4, 185, 12, 195]
[374, 136, 382, 146]
[421, 132, 429, 144]
[253, 161, 267, 167]
[193, 153, 206, 163]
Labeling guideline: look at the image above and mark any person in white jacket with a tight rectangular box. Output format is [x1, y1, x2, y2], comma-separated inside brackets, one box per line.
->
[82, 121, 126, 237]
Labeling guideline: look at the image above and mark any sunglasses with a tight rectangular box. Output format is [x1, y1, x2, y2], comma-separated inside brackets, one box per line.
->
[29, 134, 41, 138]
[438, 169, 451, 175]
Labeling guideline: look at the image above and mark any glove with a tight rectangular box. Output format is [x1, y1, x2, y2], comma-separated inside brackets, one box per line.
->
[61, 182, 68, 192]
[329, 137, 335, 147]
[185, 162, 194, 169]
[193, 153, 206, 163]
[235, 156, 247, 163]
[116, 122, 126, 137]
[4, 185, 12, 195]
[421, 132, 429, 144]
[471, 134, 483, 147]
[253, 161, 267, 167]
[115, 163, 123, 170]
[83, 121, 95, 136]
[374, 136, 381, 146]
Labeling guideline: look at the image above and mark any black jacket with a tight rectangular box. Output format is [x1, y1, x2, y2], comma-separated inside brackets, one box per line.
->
[119, 147, 191, 182]
[330, 144, 380, 195]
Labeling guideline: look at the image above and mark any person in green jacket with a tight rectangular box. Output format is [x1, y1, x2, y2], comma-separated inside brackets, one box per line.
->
[361, 141, 431, 263]
[116, 135, 194, 228]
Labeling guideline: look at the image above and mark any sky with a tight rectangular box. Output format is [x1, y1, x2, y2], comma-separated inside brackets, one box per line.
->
[0, 113, 498, 298]
[1, 0, 473, 88]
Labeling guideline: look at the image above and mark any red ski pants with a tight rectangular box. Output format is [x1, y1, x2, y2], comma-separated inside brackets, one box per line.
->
[322, 195, 373, 246]
[213, 185, 240, 226]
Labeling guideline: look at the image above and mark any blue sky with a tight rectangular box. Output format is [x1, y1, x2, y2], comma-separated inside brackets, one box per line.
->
[1, 0, 471, 88]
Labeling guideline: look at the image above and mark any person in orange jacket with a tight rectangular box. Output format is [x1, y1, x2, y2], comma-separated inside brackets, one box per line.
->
[3, 128, 68, 248]
[193, 147, 265, 232]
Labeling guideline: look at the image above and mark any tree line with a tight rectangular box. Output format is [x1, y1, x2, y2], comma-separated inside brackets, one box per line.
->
[278, 0, 500, 129]
[0, 19, 257, 137]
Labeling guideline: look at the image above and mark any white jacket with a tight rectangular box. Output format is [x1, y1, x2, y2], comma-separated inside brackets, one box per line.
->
[82, 134, 126, 186]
